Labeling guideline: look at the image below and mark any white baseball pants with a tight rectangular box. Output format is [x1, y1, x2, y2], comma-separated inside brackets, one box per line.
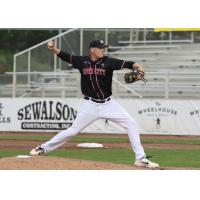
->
[41, 98, 145, 160]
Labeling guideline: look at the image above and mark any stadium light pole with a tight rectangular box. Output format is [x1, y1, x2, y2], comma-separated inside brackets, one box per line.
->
[191, 32, 194, 43]
[12, 55, 16, 98]
[165, 72, 169, 99]
[27, 50, 31, 89]
[54, 39, 57, 72]
[129, 28, 133, 45]
[58, 29, 62, 70]
[105, 28, 109, 54]
[80, 28, 83, 56]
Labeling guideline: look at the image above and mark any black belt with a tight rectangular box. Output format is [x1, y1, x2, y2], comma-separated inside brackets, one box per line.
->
[84, 96, 111, 103]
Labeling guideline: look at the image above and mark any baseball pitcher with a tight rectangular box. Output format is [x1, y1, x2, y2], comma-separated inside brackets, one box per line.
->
[30, 39, 159, 168]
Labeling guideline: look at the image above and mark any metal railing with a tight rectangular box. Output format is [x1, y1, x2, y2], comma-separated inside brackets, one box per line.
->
[1, 70, 200, 99]
[9, 28, 200, 99]
[12, 28, 78, 97]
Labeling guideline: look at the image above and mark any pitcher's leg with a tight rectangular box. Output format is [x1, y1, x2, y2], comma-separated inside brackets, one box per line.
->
[122, 118, 145, 160]
[40, 101, 98, 153]
[102, 100, 145, 159]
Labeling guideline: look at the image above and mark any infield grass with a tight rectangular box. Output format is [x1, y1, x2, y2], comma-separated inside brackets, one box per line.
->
[0, 135, 200, 145]
[49, 149, 200, 168]
[0, 148, 200, 168]
[0, 134, 200, 168]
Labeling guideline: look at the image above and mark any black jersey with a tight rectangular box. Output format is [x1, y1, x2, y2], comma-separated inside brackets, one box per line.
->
[57, 51, 135, 99]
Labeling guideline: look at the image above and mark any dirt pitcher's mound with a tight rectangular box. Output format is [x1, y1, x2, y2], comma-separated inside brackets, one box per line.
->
[0, 156, 149, 170]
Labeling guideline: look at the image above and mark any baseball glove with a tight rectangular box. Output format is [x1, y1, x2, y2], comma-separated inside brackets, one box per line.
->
[124, 68, 148, 84]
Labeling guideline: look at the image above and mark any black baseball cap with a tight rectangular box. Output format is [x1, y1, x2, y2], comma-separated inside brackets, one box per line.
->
[89, 40, 109, 48]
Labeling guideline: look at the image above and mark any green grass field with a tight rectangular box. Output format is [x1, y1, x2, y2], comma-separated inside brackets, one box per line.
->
[0, 148, 200, 168]
[0, 134, 200, 168]
[0, 135, 200, 145]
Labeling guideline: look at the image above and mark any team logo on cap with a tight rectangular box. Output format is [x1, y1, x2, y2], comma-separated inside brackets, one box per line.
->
[100, 40, 104, 43]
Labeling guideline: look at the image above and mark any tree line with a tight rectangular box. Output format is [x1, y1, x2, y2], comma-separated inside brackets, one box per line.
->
[0, 29, 62, 71]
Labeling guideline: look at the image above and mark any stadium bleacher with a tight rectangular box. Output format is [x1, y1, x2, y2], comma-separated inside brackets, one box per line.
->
[1, 29, 200, 99]
[107, 42, 200, 98]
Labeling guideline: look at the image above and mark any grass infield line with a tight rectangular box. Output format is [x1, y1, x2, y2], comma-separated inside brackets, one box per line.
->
[0, 135, 200, 145]
[0, 148, 200, 168]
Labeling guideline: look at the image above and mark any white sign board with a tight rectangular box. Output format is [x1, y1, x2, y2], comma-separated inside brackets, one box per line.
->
[0, 98, 200, 135]
[120, 99, 200, 135]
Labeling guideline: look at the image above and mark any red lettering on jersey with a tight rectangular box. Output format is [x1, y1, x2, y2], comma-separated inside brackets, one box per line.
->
[83, 68, 105, 76]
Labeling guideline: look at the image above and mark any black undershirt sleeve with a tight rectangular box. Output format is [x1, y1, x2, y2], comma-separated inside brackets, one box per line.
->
[57, 50, 83, 69]
[57, 50, 72, 62]
[106, 57, 135, 70]
[123, 61, 135, 69]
